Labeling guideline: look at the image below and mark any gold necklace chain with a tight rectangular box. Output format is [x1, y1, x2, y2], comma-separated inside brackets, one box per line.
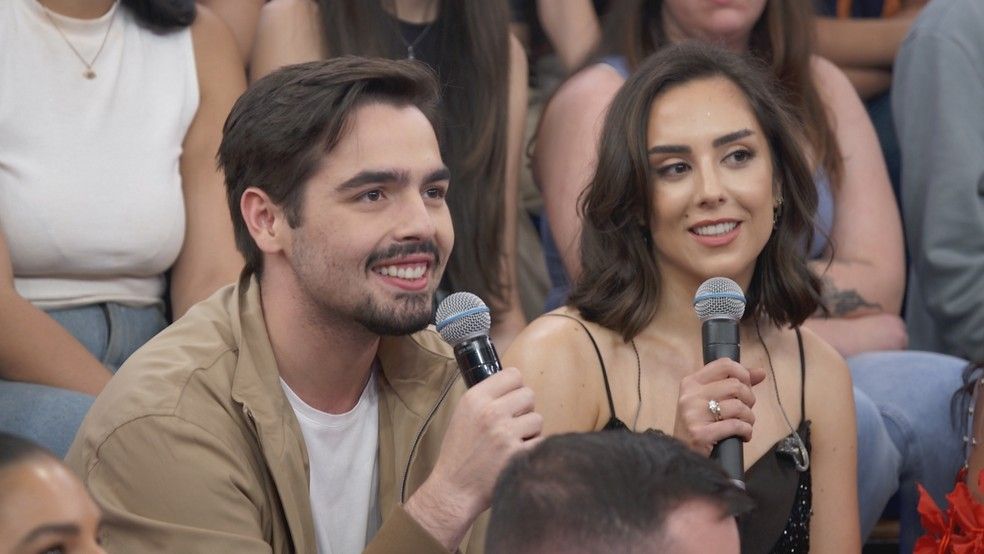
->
[40, 1, 119, 80]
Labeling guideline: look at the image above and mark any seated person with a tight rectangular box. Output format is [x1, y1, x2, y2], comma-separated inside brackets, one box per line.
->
[893, 0, 984, 364]
[506, 42, 861, 551]
[0, 0, 243, 457]
[486, 431, 751, 554]
[533, 1, 965, 547]
[66, 57, 541, 553]
[0, 432, 106, 554]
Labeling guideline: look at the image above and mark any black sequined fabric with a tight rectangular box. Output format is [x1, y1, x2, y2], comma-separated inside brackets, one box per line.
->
[740, 422, 812, 553]
[768, 466, 812, 553]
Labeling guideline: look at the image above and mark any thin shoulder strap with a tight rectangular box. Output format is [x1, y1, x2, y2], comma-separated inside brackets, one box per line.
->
[795, 327, 806, 419]
[545, 313, 619, 422]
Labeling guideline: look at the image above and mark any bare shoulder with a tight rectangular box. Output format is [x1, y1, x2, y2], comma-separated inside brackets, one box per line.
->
[535, 63, 625, 182]
[505, 307, 600, 368]
[545, 63, 624, 121]
[251, 0, 324, 81]
[796, 326, 853, 406]
[504, 308, 608, 433]
[190, 4, 239, 57]
[810, 54, 861, 109]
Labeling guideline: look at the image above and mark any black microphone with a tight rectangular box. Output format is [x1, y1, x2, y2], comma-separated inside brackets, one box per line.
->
[435, 292, 501, 387]
[693, 277, 747, 489]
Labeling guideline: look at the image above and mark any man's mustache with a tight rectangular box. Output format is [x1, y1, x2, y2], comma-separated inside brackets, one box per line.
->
[365, 241, 442, 269]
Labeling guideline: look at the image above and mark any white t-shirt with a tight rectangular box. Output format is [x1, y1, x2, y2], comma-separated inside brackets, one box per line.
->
[281, 372, 381, 554]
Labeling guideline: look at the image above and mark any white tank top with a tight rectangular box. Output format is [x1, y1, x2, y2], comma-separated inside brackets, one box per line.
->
[0, 0, 198, 309]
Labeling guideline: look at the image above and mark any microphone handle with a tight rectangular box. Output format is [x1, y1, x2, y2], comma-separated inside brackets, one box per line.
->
[702, 318, 745, 489]
[453, 335, 501, 388]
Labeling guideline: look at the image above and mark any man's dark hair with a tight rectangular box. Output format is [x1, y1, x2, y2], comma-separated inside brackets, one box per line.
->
[486, 431, 752, 553]
[217, 56, 441, 276]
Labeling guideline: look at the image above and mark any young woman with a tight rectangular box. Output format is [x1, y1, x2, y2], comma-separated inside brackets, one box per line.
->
[506, 42, 860, 552]
[505, 43, 860, 552]
[0, 0, 244, 457]
[250, 0, 529, 348]
[531, 1, 965, 548]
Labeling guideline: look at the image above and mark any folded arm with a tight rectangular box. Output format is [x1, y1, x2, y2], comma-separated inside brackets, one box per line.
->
[0, 230, 110, 395]
[804, 58, 906, 356]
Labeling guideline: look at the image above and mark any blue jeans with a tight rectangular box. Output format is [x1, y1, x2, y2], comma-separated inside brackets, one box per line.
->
[0, 303, 166, 458]
[851, 350, 966, 552]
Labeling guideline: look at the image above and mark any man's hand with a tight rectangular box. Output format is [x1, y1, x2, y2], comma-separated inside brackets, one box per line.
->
[404, 367, 542, 550]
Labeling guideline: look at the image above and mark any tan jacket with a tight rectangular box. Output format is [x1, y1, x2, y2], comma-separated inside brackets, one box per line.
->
[66, 276, 483, 553]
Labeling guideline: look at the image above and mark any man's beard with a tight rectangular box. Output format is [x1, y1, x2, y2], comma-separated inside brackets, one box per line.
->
[354, 290, 434, 336]
[292, 234, 444, 336]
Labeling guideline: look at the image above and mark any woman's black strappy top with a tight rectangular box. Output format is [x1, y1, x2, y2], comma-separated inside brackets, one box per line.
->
[550, 314, 812, 553]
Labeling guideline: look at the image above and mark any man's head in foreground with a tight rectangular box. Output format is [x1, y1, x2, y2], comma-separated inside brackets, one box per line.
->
[487, 431, 751, 554]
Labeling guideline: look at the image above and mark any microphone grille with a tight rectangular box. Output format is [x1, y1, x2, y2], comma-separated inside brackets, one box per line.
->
[693, 277, 746, 322]
[435, 292, 491, 345]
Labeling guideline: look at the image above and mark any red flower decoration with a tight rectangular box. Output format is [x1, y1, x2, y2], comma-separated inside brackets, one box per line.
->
[916, 469, 984, 553]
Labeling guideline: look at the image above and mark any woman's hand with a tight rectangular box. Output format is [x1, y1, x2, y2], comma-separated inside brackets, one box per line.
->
[673, 358, 766, 456]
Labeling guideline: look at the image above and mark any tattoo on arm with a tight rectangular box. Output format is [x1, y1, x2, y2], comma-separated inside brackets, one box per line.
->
[818, 276, 881, 317]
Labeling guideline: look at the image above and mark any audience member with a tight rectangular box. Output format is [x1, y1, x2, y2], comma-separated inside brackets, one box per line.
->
[813, 0, 927, 199]
[0, 0, 243, 457]
[486, 431, 751, 554]
[0, 432, 106, 554]
[893, 0, 984, 364]
[531, 1, 965, 547]
[250, 0, 529, 350]
[508, 42, 861, 552]
[67, 58, 541, 553]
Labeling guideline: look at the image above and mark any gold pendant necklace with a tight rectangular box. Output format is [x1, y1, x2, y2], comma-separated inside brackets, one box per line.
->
[40, 1, 119, 80]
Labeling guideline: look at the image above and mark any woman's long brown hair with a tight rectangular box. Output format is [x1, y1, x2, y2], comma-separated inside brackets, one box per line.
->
[315, 0, 512, 309]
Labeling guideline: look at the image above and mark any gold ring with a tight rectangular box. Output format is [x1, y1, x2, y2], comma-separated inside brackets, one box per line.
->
[708, 399, 723, 422]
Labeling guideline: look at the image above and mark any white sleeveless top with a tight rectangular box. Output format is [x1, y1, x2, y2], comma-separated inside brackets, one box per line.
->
[0, 0, 198, 309]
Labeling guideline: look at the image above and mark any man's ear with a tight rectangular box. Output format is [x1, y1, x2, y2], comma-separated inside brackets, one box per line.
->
[241, 187, 288, 255]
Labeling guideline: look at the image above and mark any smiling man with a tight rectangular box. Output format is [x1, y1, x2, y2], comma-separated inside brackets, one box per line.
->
[65, 57, 541, 554]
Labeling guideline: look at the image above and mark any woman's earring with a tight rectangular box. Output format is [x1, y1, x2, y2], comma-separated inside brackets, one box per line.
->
[773, 197, 784, 229]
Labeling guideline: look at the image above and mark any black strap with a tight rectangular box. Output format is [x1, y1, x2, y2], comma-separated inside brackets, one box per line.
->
[794, 327, 806, 419]
[545, 314, 619, 424]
